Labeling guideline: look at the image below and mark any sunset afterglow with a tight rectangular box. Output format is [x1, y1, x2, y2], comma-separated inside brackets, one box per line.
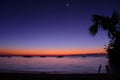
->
[0, 47, 106, 56]
[0, 0, 119, 56]
[0, 0, 120, 78]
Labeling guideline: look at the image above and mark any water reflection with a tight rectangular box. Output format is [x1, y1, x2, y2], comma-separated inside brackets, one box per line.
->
[0, 56, 108, 74]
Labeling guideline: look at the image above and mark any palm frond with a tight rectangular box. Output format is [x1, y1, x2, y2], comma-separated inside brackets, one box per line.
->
[92, 14, 100, 23]
[108, 31, 113, 39]
[89, 24, 98, 36]
[111, 11, 120, 25]
[101, 17, 110, 30]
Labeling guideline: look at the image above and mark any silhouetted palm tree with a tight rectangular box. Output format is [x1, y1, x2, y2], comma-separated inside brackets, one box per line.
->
[89, 11, 120, 39]
[89, 11, 120, 61]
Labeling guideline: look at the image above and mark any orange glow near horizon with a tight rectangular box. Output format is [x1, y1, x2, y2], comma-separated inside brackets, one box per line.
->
[0, 47, 106, 56]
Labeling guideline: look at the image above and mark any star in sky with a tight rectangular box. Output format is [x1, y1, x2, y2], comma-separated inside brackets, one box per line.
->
[66, 3, 70, 7]
[0, 0, 119, 55]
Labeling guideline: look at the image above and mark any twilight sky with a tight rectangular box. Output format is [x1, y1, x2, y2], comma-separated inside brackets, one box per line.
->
[0, 0, 120, 55]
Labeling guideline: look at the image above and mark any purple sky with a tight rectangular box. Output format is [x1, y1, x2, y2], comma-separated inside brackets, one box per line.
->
[0, 0, 120, 50]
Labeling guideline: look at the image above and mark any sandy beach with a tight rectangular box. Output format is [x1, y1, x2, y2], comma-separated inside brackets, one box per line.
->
[0, 72, 120, 80]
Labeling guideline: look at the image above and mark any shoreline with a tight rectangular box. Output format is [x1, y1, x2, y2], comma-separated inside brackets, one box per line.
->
[0, 72, 107, 80]
[0, 72, 120, 80]
[0, 53, 107, 57]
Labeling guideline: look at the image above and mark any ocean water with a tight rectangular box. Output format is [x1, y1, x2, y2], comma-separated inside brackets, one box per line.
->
[0, 56, 108, 74]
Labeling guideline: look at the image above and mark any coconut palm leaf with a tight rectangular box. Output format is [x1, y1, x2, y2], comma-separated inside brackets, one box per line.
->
[111, 11, 119, 25]
[89, 11, 120, 39]
[89, 23, 98, 36]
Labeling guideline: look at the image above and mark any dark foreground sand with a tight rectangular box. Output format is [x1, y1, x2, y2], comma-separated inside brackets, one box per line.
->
[0, 73, 120, 80]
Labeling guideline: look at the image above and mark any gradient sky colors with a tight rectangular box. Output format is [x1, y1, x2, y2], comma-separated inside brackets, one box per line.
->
[0, 0, 120, 55]
[0, 48, 105, 56]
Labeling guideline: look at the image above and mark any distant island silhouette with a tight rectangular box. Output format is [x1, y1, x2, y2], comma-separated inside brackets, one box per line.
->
[0, 53, 106, 57]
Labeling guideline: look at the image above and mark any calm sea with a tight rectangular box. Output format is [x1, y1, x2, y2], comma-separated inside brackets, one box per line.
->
[0, 56, 108, 74]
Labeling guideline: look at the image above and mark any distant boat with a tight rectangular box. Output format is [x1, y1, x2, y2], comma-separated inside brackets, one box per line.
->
[0, 55, 6, 57]
[0, 55, 12, 58]
[40, 56, 46, 58]
[7, 56, 12, 58]
[23, 56, 33, 58]
[82, 55, 86, 57]
[57, 56, 64, 58]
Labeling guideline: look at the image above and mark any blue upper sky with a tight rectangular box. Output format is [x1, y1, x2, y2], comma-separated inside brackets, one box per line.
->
[0, 0, 120, 50]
